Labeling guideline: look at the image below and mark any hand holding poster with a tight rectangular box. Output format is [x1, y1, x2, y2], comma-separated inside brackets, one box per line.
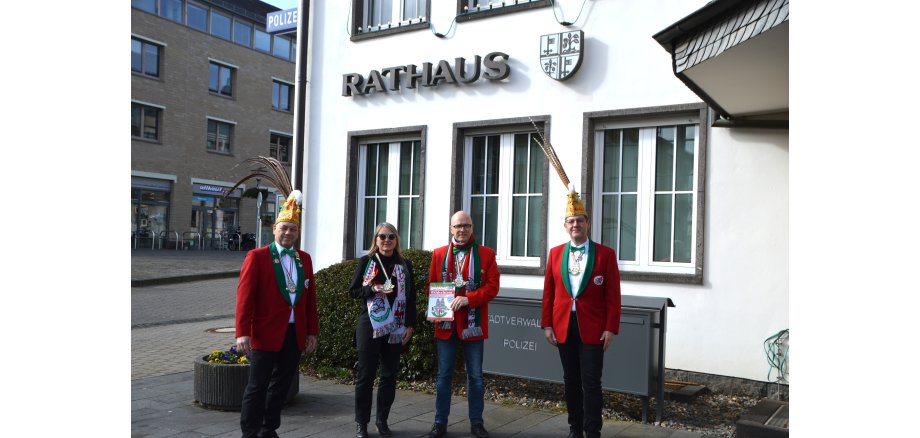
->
[427, 282, 455, 321]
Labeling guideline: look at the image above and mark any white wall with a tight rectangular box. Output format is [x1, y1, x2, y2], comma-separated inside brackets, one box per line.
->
[301, 0, 788, 382]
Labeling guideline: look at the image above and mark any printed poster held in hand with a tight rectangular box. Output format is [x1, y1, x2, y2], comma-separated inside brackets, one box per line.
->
[427, 282, 455, 321]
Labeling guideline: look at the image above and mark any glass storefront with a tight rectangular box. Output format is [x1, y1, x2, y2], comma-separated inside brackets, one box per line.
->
[191, 183, 242, 249]
[132, 177, 172, 248]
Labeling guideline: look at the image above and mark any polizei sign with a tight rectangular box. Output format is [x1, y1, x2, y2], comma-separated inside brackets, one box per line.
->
[342, 52, 510, 97]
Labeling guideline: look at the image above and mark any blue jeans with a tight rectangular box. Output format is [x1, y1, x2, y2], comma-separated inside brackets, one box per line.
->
[435, 333, 484, 425]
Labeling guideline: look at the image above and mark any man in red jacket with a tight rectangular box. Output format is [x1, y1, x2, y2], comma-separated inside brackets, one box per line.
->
[235, 190, 318, 438]
[426, 211, 500, 438]
[541, 189, 621, 438]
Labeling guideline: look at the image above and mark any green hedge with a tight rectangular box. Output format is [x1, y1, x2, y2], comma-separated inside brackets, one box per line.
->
[302, 248, 435, 382]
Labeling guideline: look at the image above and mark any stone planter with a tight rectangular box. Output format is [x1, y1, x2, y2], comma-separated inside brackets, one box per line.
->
[193, 356, 299, 411]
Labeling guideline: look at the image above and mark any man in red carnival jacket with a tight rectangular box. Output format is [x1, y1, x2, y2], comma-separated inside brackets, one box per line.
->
[542, 188, 621, 438]
[235, 190, 318, 438]
[426, 211, 499, 438]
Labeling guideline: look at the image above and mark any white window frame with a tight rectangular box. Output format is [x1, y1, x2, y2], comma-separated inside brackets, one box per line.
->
[462, 129, 543, 268]
[360, 0, 427, 32]
[354, 136, 422, 254]
[592, 114, 700, 276]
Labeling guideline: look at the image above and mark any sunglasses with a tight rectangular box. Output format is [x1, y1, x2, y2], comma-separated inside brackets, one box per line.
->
[377, 233, 397, 241]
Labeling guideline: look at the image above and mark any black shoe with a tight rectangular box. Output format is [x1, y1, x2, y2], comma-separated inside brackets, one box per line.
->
[567, 429, 584, 438]
[356, 422, 368, 438]
[427, 422, 446, 438]
[375, 421, 393, 437]
[470, 423, 490, 438]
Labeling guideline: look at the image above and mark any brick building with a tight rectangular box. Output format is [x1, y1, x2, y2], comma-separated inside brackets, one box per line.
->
[131, 0, 296, 249]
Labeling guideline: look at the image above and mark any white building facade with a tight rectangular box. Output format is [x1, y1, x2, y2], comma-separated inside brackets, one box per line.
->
[299, 0, 788, 387]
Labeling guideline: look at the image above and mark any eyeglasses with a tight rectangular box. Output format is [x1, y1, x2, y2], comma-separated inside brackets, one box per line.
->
[377, 233, 397, 241]
[451, 224, 472, 230]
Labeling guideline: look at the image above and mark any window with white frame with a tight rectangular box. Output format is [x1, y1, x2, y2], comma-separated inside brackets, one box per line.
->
[463, 130, 545, 266]
[207, 118, 234, 154]
[355, 139, 423, 253]
[588, 105, 706, 281]
[356, 0, 428, 33]
[269, 132, 291, 163]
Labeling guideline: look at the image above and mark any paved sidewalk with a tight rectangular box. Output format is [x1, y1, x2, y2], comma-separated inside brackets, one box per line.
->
[131, 249, 706, 437]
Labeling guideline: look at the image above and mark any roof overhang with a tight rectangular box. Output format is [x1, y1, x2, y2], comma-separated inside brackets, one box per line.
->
[653, 0, 789, 128]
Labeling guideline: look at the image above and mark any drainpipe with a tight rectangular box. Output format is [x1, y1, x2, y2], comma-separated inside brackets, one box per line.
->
[291, 0, 314, 249]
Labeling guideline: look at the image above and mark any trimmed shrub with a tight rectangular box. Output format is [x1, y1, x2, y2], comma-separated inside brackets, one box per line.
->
[302, 248, 435, 382]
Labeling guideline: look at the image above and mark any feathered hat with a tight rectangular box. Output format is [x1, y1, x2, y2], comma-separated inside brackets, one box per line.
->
[225, 156, 302, 225]
[529, 118, 587, 219]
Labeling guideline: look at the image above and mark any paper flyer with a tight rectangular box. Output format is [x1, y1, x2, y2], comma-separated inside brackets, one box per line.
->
[426, 282, 455, 321]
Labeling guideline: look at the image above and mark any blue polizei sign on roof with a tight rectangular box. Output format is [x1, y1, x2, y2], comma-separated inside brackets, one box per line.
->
[266, 8, 298, 34]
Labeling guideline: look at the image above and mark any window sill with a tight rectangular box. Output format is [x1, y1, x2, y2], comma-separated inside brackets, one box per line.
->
[620, 270, 703, 285]
[272, 107, 293, 115]
[456, 0, 551, 23]
[208, 91, 235, 100]
[131, 71, 162, 81]
[132, 136, 162, 145]
[206, 150, 234, 157]
[350, 21, 429, 42]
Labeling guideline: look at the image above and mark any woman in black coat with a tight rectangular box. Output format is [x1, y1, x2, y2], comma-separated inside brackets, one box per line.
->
[348, 222, 416, 438]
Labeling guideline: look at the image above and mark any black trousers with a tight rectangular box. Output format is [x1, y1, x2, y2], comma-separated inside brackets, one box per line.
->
[557, 313, 605, 438]
[240, 324, 301, 438]
[354, 335, 402, 424]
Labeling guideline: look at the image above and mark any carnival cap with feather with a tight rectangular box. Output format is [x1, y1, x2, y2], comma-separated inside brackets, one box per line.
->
[529, 118, 587, 219]
[224, 156, 302, 226]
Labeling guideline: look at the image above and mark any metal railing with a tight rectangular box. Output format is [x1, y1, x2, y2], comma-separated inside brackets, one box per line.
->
[182, 231, 202, 250]
[160, 230, 180, 250]
[133, 231, 157, 249]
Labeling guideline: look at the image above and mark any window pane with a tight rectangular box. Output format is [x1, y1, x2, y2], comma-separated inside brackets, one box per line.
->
[233, 20, 252, 46]
[399, 141, 413, 195]
[527, 196, 542, 257]
[378, 143, 389, 194]
[375, 198, 387, 232]
[280, 84, 290, 110]
[620, 194, 637, 261]
[209, 63, 219, 92]
[273, 35, 291, 59]
[143, 44, 159, 76]
[272, 82, 280, 108]
[398, 198, 410, 246]
[131, 39, 143, 72]
[485, 136, 500, 194]
[471, 136, 486, 195]
[410, 198, 421, 248]
[675, 125, 696, 191]
[207, 121, 216, 150]
[674, 194, 693, 263]
[656, 127, 675, 191]
[254, 29, 271, 52]
[484, 196, 498, 250]
[369, 0, 393, 27]
[511, 196, 525, 256]
[161, 0, 182, 22]
[412, 140, 421, 196]
[513, 135, 528, 193]
[211, 11, 232, 39]
[602, 130, 620, 192]
[365, 145, 378, 195]
[188, 3, 208, 31]
[528, 139, 543, 193]
[220, 67, 232, 95]
[622, 128, 639, 192]
[363, 199, 376, 250]
[653, 194, 672, 262]
[143, 108, 158, 140]
[132, 105, 142, 137]
[600, 194, 617, 252]
[471, 196, 498, 251]
[132, 0, 156, 14]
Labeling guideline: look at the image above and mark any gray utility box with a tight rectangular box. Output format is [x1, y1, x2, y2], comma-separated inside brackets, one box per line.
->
[483, 289, 674, 423]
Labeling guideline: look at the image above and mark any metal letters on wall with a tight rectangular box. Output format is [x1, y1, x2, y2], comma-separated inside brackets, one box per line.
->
[540, 30, 584, 81]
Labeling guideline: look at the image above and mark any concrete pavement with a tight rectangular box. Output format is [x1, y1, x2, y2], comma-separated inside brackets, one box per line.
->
[131, 249, 706, 437]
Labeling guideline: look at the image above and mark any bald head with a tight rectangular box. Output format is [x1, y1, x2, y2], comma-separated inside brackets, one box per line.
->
[449, 210, 473, 245]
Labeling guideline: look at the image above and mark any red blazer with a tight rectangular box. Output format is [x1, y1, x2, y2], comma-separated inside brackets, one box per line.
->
[428, 244, 500, 341]
[235, 245, 319, 352]
[541, 241, 621, 345]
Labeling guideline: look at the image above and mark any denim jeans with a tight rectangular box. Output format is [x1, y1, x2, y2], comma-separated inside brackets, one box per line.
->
[435, 333, 484, 425]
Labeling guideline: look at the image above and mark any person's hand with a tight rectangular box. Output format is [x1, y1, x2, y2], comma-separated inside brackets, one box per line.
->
[236, 336, 252, 355]
[401, 327, 414, 345]
[450, 296, 469, 311]
[306, 335, 317, 354]
[600, 331, 615, 351]
[543, 327, 557, 346]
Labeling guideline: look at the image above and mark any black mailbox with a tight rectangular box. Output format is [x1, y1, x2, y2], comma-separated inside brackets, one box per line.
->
[483, 289, 674, 423]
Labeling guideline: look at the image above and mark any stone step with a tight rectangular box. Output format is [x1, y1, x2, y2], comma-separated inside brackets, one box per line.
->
[736, 398, 789, 438]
